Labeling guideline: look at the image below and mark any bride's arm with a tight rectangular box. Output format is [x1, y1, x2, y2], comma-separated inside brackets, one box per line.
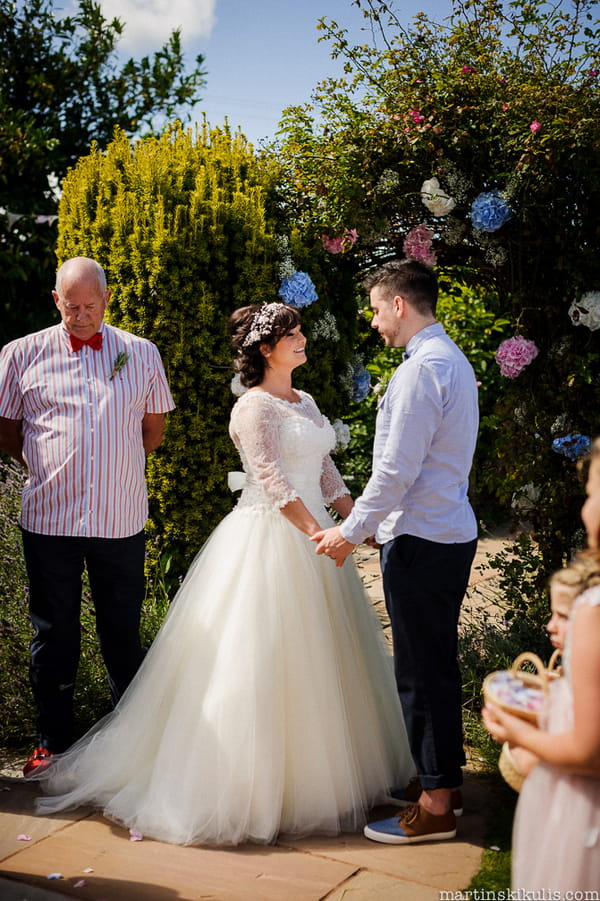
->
[232, 394, 321, 536]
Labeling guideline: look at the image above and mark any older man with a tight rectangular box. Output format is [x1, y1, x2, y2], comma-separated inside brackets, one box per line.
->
[0, 257, 175, 775]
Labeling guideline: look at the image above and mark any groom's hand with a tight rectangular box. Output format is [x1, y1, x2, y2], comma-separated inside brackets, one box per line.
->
[311, 527, 355, 567]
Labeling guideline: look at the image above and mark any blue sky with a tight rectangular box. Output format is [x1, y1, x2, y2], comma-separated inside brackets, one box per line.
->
[90, 0, 455, 144]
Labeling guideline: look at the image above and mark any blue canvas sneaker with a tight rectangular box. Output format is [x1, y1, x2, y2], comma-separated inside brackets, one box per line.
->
[364, 803, 457, 844]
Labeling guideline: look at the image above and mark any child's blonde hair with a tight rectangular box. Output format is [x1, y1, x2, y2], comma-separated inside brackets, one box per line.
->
[549, 552, 600, 610]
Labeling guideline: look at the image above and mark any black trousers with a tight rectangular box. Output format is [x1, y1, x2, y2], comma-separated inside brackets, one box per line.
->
[381, 533, 477, 790]
[21, 528, 146, 752]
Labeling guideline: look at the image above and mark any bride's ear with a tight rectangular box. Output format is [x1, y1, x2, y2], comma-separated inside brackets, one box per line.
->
[259, 343, 271, 358]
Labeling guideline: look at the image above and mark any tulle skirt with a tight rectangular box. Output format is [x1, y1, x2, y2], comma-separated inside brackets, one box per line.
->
[35, 503, 415, 845]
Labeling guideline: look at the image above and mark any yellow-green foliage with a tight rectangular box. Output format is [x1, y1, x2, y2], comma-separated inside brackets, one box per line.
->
[56, 122, 359, 578]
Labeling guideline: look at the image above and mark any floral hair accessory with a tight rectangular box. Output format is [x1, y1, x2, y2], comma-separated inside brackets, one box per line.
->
[471, 190, 512, 232]
[568, 292, 600, 331]
[552, 432, 591, 462]
[242, 303, 289, 348]
[495, 336, 538, 378]
[278, 271, 318, 308]
[421, 177, 456, 217]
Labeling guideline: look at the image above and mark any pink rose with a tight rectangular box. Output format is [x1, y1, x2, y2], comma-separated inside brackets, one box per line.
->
[529, 120, 541, 132]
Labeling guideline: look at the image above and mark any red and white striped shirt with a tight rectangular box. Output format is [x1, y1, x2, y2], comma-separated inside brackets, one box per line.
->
[0, 323, 175, 538]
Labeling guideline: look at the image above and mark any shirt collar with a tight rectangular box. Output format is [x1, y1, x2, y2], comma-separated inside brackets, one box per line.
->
[403, 321, 444, 359]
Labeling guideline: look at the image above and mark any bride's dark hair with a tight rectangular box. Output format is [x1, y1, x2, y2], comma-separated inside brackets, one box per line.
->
[228, 303, 301, 387]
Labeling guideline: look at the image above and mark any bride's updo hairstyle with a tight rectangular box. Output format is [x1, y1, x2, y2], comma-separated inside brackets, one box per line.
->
[228, 303, 301, 387]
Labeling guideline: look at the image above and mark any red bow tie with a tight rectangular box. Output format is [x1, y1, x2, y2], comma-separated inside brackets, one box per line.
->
[70, 332, 103, 352]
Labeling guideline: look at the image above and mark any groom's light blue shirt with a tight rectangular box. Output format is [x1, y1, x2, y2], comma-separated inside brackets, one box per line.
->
[340, 322, 479, 546]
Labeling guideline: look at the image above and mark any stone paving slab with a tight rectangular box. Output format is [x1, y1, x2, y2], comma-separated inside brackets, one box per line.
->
[0, 772, 493, 901]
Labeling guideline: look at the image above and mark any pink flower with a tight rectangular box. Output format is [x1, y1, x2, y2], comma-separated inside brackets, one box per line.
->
[409, 108, 424, 124]
[501, 103, 509, 112]
[529, 120, 541, 132]
[588, 69, 599, 77]
[461, 65, 477, 74]
[322, 229, 358, 255]
[403, 225, 437, 267]
[495, 336, 539, 378]
[322, 235, 344, 254]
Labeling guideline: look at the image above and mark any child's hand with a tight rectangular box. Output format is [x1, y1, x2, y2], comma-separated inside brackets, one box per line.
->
[482, 703, 537, 745]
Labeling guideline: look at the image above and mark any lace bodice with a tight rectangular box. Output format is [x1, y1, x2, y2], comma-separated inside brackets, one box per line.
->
[228, 389, 348, 518]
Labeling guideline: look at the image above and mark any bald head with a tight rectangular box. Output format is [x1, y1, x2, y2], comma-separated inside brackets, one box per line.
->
[55, 257, 107, 296]
[53, 257, 111, 340]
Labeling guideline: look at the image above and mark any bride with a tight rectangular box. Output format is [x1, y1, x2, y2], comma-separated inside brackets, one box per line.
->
[32, 301, 415, 845]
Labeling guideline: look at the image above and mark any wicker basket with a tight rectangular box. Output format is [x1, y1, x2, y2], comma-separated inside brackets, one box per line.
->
[498, 742, 525, 793]
[482, 651, 559, 724]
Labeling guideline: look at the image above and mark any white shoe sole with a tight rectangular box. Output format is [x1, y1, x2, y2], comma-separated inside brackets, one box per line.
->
[363, 824, 457, 844]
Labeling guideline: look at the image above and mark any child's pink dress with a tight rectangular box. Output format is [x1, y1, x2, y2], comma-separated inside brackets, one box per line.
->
[512, 584, 600, 892]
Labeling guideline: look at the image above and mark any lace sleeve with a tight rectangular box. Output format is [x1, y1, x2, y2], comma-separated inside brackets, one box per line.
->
[230, 393, 299, 508]
[320, 454, 351, 505]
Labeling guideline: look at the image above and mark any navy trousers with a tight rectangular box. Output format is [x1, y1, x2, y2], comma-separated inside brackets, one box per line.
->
[381, 533, 477, 790]
[21, 529, 146, 752]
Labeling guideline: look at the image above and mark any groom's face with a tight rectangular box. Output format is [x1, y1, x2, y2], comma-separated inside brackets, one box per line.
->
[370, 286, 403, 347]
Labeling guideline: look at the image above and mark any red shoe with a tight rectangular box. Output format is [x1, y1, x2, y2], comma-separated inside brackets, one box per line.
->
[23, 747, 54, 778]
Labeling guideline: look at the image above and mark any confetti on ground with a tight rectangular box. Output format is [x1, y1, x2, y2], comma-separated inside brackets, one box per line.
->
[74, 879, 87, 888]
[47, 872, 63, 879]
[83, 867, 94, 873]
[490, 845, 501, 851]
[129, 828, 143, 841]
[17, 834, 32, 841]
[2, 786, 11, 791]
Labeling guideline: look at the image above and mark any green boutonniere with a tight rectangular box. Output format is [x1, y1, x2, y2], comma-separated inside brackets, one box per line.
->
[109, 351, 130, 380]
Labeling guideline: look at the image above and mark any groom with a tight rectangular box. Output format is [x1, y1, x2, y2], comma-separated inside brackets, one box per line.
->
[313, 259, 479, 844]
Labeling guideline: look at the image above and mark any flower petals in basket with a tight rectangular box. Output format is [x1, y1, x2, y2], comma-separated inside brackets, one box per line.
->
[482, 650, 560, 724]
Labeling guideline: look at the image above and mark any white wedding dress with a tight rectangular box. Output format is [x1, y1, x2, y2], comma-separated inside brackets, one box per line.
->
[35, 389, 415, 845]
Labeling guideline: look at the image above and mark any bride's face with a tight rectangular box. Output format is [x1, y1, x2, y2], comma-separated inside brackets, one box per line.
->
[262, 325, 307, 371]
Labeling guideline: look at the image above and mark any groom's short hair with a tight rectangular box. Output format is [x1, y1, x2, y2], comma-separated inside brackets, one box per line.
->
[364, 259, 438, 317]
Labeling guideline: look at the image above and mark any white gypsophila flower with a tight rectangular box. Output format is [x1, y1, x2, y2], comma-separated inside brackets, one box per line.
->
[551, 413, 571, 436]
[276, 234, 291, 257]
[230, 373, 247, 396]
[421, 177, 456, 217]
[339, 363, 355, 399]
[441, 168, 471, 204]
[331, 419, 351, 453]
[311, 311, 340, 342]
[511, 483, 541, 516]
[376, 168, 401, 194]
[474, 233, 508, 268]
[513, 404, 528, 427]
[279, 259, 296, 280]
[568, 291, 600, 331]
[548, 336, 573, 359]
[440, 217, 468, 246]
